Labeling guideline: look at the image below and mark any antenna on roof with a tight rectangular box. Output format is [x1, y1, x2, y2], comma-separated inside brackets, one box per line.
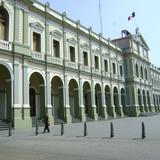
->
[99, 0, 103, 35]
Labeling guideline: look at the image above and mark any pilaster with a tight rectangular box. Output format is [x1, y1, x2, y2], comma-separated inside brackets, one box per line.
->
[130, 85, 140, 117]
[79, 79, 86, 121]
[90, 81, 98, 120]
[108, 84, 116, 118]
[64, 75, 71, 123]
[46, 71, 54, 125]
[116, 86, 124, 117]
[100, 84, 108, 119]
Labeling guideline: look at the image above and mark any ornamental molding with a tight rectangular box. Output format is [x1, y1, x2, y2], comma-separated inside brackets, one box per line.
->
[50, 30, 62, 39]
[30, 22, 44, 31]
[81, 43, 89, 50]
[67, 37, 77, 45]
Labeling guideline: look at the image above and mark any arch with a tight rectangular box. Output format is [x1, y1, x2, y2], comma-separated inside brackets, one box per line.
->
[0, 6, 9, 41]
[29, 72, 45, 126]
[113, 86, 119, 115]
[28, 70, 46, 85]
[83, 81, 91, 117]
[95, 83, 102, 116]
[51, 76, 64, 123]
[50, 74, 64, 86]
[69, 79, 79, 119]
[0, 64, 12, 123]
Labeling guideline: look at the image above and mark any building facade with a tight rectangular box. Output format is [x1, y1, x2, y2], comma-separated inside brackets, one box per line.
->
[0, 0, 159, 128]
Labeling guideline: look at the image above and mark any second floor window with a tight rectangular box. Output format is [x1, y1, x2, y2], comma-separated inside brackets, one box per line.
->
[112, 62, 116, 74]
[145, 68, 148, 80]
[135, 63, 139, 77]
[0, 7, 9, 41]
[53, 40, 60, 58]
[95, 56, 99, 69]
[70, 46, 75, 62]
[83, 51, 88, 66]
[33, 32, 41, 52]
[141, 66, 143, 79]
[104, 59, 108, 72]
[120, 65, 123, 77]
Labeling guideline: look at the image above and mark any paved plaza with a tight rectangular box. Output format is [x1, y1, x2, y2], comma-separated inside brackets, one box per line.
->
[1, 114, 160, 160]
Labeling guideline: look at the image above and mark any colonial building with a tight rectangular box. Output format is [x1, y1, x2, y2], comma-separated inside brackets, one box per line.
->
[0, 0, 159, 129]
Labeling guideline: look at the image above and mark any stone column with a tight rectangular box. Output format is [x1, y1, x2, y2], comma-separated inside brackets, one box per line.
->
[22, 63, 32, 128]
[64, 75, 71, 123]
[149, 90, 154, 112]
[140, 90, 145, 113]
[90, 81, 98, 120]
[130, 85, 140, 117]
[117, 86, 124, 117]
[100, 84, 108, 119]
[144, 90, 149, 112]
[46, 71, 53, 125]
[79, 79, 86, 121]
[108, 84, 116, 118]
[13, 62, 22, 128]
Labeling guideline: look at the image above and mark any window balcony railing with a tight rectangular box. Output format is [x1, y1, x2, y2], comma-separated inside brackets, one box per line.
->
[118, 75, 125, 81]
[31, 51, 44, 61]
[111, 73, 118, 79]
[0, 40, 12, 51]
[51, 56, 63, 65]
[65, 60, 78, 69]
[80, 65, 91, 72]
[92, 68, 101, 75]
[102, 71, 110, 78]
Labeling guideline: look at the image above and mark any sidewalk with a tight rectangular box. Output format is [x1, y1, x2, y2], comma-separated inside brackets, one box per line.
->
[0, 114, 160, 160]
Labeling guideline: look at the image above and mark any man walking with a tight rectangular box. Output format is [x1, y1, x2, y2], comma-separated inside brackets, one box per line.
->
[43, 112, 50, 133]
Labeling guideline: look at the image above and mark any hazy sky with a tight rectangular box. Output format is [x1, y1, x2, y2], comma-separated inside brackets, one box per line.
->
[38, 0, 159, 67]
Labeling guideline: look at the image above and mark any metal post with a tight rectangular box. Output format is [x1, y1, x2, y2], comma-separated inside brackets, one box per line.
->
[142, 122, 146, 139]
[8, 123, 12, 136]
[35, 118, 38, 136]
[84, 122, 87, 137]
[61, 122, 64, 136]
[110, 122, 114, 138]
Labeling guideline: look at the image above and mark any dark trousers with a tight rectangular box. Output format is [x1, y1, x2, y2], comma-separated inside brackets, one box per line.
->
[43, 122, 50, 133]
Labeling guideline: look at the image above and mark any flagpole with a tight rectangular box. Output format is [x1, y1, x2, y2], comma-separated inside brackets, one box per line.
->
[99, 0, 103, 35]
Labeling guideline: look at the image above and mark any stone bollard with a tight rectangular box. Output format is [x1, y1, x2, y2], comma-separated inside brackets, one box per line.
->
[8, 123, 12, 137]
[110, 122, 114, 138]
[84, 122, 87, 137]
[142, 122, 146, 139]
[61, 122, 64, 136]
[35, 119, 38, 136]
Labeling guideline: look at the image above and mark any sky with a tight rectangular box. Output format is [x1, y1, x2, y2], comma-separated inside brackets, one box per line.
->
[38, 0, 160, 67]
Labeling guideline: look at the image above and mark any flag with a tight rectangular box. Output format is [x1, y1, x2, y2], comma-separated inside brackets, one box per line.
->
[128, 12, 135, 21]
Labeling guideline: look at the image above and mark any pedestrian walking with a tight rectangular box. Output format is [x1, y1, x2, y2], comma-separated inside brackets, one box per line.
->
[43, 112, 50, 133]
